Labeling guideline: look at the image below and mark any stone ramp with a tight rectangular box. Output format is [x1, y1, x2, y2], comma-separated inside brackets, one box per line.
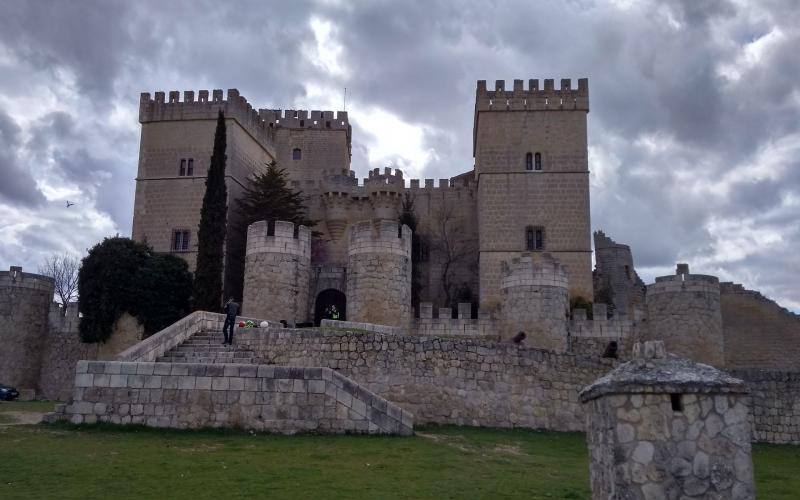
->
[46, 360, 413, 435]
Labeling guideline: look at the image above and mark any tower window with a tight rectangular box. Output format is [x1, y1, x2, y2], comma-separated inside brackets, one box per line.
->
[172, 229, 190, 252]
[535, 152, 542, 171]
[292, 148, 302, 160]
[326, 121, 331, 128]
[526, 226, 545, 250]
[525, 152, 533, 171]
[179, 158, 194, 176]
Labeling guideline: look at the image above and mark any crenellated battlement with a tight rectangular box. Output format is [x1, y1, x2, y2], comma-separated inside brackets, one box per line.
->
[475, 78, 589, 113]
[258, 109, 349, 130]
[348, 219, 412, 258]
[140, 89, 276, 153]
[365, 167, 405, 195]
[245, 220, 311, 258]
[0, 266, 55, 292]
[648, 263, 720, 296]
[501, 253, 569, 290]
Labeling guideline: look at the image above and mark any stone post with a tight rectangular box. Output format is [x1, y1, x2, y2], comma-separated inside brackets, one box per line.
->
[579, 340, 755, 499]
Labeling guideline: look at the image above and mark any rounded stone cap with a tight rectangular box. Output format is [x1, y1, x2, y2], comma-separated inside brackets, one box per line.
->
[579, 341, 747, 403]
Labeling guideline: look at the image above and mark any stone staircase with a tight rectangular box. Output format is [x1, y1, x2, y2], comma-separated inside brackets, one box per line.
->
[156, 330, 264, 364]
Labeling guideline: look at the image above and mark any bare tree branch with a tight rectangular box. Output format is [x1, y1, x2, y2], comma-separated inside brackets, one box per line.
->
[38, 253, 80, 312]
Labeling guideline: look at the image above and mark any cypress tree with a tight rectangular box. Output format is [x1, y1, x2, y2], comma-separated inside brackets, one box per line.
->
[192, 110, 228, 311]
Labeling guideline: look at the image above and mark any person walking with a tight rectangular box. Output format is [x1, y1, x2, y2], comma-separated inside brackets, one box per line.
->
[222, 297, 240, 345]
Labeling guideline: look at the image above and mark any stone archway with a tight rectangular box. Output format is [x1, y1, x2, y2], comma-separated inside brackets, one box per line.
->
[314, 289, 346, 326]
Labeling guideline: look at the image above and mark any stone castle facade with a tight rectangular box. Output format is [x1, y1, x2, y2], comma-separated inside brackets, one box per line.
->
[128, 78, 800, 366]
[132, 79, 592, 332]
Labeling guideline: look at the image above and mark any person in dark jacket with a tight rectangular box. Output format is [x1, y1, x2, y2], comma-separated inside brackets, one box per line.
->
[222, 297, 240, 345]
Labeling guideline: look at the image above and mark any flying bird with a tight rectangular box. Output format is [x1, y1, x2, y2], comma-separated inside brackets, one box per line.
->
[66, 201, 75, 208]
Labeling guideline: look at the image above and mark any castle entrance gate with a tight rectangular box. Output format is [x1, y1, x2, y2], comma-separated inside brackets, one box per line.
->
[314, 289, 346, 326]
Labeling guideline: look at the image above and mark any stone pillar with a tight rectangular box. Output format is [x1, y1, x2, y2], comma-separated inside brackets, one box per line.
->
[0, 266, 54, 393]
[500, 253, 569, 350]
[242, 221, 311, 325]
[580, 340, 755, 500]
[346, 219, 411, 329]
[645, 265, 725, 366]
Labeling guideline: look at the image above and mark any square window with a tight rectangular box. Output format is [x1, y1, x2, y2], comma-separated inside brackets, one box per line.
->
[172, 230, 190, 252]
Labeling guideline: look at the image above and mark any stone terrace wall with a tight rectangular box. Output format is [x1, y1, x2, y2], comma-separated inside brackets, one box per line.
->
[732, 370, 800, 445]
[237, 327, 616, 431]
[721, 282, 800, 371]
[59, 360, 412, 435]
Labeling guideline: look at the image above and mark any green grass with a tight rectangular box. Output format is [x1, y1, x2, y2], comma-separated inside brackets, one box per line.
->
[0, 421, 797, 499]
[0, 401, 57, 414]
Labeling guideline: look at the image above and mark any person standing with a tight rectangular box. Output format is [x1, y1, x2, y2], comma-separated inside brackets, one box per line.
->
[222, 297, 240, 345]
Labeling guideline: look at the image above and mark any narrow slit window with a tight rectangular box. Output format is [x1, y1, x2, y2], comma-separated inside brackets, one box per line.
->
[187, 159, 194, 176]
[525, 152, 533, 171]
[671, 394, 683, 412]
[534, 152, 542, 171]
[292, 148, 302, 161]
[526, 227, 535, 250]
[179, 159, 186, 176]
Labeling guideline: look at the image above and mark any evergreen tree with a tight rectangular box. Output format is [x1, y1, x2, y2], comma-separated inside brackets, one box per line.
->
[193, 110, 228, 312]
[237, 162, 314, 228]
[78, 237, 192, 342]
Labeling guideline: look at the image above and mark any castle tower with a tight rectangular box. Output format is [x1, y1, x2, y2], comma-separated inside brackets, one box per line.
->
[258, 109, 351, 185]
[346, 219, 412, 329]
[473, 78, 592, 308]
[0, 266, 54, 393]
[133, 89, 277, 302]
[242, 220, 311, 325]
[580, 341, 754, 500]
[500, 253, 570, 350]
[365, 167, 404, 220]
[645, 264, 725, 367]
[593, 230, 646, 319]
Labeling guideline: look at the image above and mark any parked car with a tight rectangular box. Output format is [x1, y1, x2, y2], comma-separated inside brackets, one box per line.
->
[0, 384, 19, 401]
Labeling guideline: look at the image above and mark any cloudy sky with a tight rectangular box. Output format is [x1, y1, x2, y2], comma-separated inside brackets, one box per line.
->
[0, 0, 798, 310]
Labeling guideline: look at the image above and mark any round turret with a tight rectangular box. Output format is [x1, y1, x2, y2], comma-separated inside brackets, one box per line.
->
[365, 167, 404, 220]
[346, 219, 412, 329]
[500, 253, 569, 350]
[242, 221, 311, 325]
[321, 169, 356, 241]
[645, 263, 724, 366]
[0, 266, 55, 393]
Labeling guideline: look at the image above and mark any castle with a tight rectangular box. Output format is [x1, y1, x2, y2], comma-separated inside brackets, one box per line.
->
[130, 79, 800, 367]
[133, 79, 591, 336]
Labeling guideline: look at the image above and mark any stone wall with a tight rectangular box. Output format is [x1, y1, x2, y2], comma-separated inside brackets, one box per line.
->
[346, 220, 412, 329]
[500, 253, 569, 349]
[721, 282, 800, 371]
[412, 302, 498, 339]
[645, 268, 725, 367]
[242, 221, 311, 324]
[59, 360, 412, 435]
[38, 304, 96, 401]
[583, 392, 754, 499]
[732, 369, 800, 445]
[0, 267, 54, 391]
[236, 327, 614, 431]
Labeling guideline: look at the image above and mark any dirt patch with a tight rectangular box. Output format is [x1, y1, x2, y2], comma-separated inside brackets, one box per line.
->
[0, 411, 44, 426]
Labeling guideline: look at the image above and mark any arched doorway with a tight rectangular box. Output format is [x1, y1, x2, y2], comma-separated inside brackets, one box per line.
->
[314, 289, 346, 326]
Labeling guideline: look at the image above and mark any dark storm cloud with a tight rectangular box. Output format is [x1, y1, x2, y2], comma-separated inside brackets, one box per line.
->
[0, 110, 45, 206]
[0, 0, 797, 308]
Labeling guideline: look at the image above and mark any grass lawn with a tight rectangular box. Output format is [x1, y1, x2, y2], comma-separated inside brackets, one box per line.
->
[0, 410, 796, 499]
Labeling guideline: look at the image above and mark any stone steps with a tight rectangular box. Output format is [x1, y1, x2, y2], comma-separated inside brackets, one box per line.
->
[157, 330, 262, 365]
